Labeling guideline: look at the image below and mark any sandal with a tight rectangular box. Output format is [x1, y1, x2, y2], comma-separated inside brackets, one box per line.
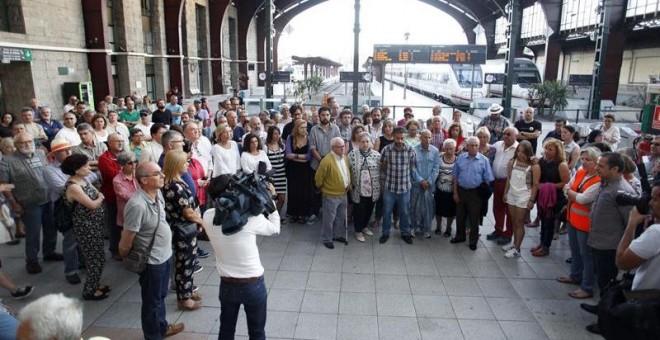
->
[569, 289, 593, 299]
[83, 290, 109, 301]
[557, 276, 580, 285]
[98, 285, 111, 294]
[532, 248, 549, 257]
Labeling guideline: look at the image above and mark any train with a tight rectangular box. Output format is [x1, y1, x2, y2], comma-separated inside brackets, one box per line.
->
[385, 58, 542, 107]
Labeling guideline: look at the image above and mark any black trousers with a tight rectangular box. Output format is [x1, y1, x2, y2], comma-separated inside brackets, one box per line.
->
[353, 196, 374, 232]
[593, 248, 618, 295]
[455, 187, 482, 246]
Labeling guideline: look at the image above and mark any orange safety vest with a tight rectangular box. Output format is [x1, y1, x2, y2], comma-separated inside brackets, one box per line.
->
[566, 168, 601, 232]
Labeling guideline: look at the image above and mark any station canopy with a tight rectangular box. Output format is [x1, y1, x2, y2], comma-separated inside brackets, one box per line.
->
[292, 55, 343, 68]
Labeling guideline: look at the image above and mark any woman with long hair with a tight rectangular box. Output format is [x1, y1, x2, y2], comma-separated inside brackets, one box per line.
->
[62, 154, 108, 300]
[266, 126, 287, 221]
[0, 113, 13, 138]
[241, 133, 272, 174]
[557, 147, 601, 299]
[449, 122, 467, 153]
[373, 119, 394, 153]
[531, 138, 570, 257]
[211, 124, 241, 177]
[502, 141, 540, 258]
[561, 125, 581, 172]
[162, 150, 204, 311]
[348, 132, 380, 242]
[435, 138, 458, 237]
[284, 120, 313, 224]
[183, 141, 208, 209]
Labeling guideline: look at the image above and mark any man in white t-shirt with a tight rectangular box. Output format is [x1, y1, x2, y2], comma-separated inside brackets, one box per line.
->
[203, 178, 279, 339]
[53, 112, 82, 146]
[616, 181, 660, 291]
[133, 110, 154, 141]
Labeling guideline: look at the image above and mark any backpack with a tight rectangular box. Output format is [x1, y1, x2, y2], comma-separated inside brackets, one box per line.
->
[53, 184, 74, 233]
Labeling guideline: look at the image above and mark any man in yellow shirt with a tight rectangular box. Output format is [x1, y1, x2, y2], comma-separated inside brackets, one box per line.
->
[315, 137, 351, 249]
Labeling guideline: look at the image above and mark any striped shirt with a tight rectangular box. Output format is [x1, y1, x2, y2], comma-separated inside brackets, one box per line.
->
[380, 143, 416, 194]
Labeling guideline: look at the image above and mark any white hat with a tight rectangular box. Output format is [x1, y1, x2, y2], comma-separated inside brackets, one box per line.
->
[48, 139, 73, 156]
[489, 103, 504, 115]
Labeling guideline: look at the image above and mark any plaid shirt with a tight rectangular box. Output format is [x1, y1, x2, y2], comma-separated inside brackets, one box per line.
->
[478, 116, 510, 144]
[381, 143, 416, 194]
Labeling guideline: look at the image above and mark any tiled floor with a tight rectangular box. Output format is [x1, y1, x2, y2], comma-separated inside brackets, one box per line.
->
[0, 209, 603, 340]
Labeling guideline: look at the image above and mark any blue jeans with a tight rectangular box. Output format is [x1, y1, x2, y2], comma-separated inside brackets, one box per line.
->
[567, 223, 594, 294]
[0, 304, 18, 340]
[381, 189, 411, 237]
[139, 257, 172, 340]
[219, 276, 267, 340]
[62, 228, 79, 276]
[22, 202, 57, 263]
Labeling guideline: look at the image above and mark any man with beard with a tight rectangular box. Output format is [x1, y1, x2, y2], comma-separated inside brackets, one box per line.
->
[151, 99, 173, 125]
[367, 108, 383, 141]
[282, 104, 308, 143]
[1, 132, 63, 274]
[309, 106, 341, 225]
[338, 110, 353, 143]
[71, 123, 107, 172]
[120, 97, 140, 128]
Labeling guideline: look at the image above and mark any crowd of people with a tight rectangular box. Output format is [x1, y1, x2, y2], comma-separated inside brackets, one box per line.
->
[1, 91, 660, 338]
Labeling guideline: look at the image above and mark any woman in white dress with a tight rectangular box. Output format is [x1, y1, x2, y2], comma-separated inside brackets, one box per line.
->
[211, 124, 240, 177]
[599, 113, 620, 150]
[241, 133, 272, 174]
[503, 140, 540, 258]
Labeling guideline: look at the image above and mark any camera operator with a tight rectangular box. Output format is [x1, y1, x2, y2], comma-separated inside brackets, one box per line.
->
[616, 180, 660, 290]
[202, 177, 280, 339]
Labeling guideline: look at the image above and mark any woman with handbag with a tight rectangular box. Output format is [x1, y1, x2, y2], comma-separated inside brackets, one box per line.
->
[62, 154, 109, 301]
[162, 150, 204, 311]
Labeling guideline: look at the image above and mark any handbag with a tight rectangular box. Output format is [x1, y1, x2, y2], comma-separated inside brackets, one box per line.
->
[176, 222, 198, 239]
[124, 200, 161, 274]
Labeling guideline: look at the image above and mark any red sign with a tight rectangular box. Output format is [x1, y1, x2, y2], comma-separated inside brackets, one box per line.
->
[653, 106, 660, 130]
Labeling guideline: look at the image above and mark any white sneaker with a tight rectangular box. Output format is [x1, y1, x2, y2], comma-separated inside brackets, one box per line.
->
[504, 248, 521, 258]
[362, 228, 373, 236]
[306, 215, 318, 225]
[502, 244, 515, 252]
[355, 232, 365, 242]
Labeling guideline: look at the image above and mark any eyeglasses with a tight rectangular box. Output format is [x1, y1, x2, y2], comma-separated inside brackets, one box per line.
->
[503, 133, 512, 136]
[171, 139, 185, 144]
[126, 160, 137, 165]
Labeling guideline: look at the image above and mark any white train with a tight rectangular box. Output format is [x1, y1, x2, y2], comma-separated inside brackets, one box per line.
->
[385, 63, 486, 107]
[385, 58, 542, 107]
[481, 58, 542, 105]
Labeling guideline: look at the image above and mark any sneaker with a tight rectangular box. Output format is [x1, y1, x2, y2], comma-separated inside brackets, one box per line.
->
[192, 285, 199, 293]
[306, 215, 318, 225]
[193, 264, 203, 274]
[423, 232, 431, 239]
[504, 248, 520, 258]
[280, 218, 288, 225]
[362, 228, 373, 236]
[11, 286, 34, 300]
[502, 244, 515, 252]
[196, 248, 210, 259]
[355, 232, 365, 242]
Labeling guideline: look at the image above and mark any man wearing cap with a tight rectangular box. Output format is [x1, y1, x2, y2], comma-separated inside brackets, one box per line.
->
[134, 110, 154, 142]
[43, 139, 97, 284]
[71, 123, 107, 173]
[397, 107, 414, 127]
[1, 132, 63, 274]
[98, 133, 125, 261]
[478, 103, 510, 144]
[119, 97, 140, 128]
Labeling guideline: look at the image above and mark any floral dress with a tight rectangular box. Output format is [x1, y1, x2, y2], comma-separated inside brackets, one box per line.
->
[162, 180, 198, 301]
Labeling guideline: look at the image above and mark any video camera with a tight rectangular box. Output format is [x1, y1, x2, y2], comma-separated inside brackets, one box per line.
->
[211, 162, 276, 235]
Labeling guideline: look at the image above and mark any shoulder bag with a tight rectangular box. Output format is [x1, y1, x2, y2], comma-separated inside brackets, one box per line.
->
[124, 200, 161, 274]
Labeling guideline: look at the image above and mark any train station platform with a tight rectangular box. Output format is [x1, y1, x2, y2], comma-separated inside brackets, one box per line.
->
[0, 208, 601, 340]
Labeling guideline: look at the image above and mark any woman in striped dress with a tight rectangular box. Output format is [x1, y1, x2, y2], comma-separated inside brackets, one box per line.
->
[266, 126, 287, 222]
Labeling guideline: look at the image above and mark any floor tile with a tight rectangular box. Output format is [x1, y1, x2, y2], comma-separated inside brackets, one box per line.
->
[378, 316, 421, 340]
[486, 297, 534, 321]
[499, 320, 549, 340]
[301, 290, 340, 314]
[339, 292, 377, 315]
[294, 313, 338, 340]
[374, 274, 411, 294]
[267, 288, 304, 312]
[306, 272, 342, 291]
[272, 270, 309, 290]
[408, 276, 446, 296]
[413, 295, 455, 319]
[448, 296, 495, 320]
[265, 311, 299, 338]
[457, 319, 506, 340]
[336, 314, 379, 340]
[341, 273, 375, 293]
[442, 277, 483, 297]
[417, 318, 463, 340]
[475, 278, 519, 298]
[376, 293, 416, 317]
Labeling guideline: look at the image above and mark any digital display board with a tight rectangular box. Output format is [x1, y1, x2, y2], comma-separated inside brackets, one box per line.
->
[373, 44, 486, 65]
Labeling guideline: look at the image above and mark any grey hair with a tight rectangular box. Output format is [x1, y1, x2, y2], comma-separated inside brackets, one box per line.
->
[358, 131, 371, 142]
[161, 130, 182, 148]
[580, 147, 601, 162]
[475, 126, 490, 138]
[116, 151, 136, 165]
[0, 137, 14, 151]
[76, 123, 93, 132]
[106, 132, 123, 142]
[19, 293, 83, 340]
[443, 138, 457, 149]
[466, 136, 480, 146]
[331, 136, 345, 147]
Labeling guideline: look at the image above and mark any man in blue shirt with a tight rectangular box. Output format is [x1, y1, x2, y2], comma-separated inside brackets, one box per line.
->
[411, 130, 440, 238]
[452, 136, 494, 250]
[165, 95, 184, 126]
